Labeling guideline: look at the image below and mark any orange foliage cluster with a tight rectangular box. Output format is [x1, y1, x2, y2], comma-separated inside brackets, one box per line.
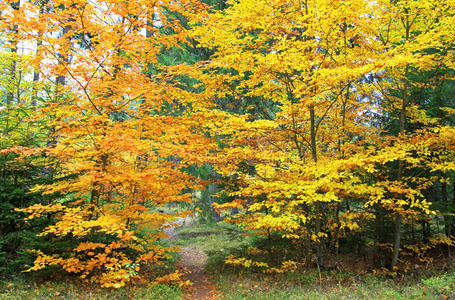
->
[1, 0, 213, 287]
[1, 0, 455, 285]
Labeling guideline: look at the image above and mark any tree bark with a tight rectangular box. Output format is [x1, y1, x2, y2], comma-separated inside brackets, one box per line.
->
[310, 106, 325, 266]
[391, 214, 402, 268]
[32, 4, 44, 108]
[441, 179, 449, 236]
[391, 59, 408, 269]
[6, 0, 20, 105]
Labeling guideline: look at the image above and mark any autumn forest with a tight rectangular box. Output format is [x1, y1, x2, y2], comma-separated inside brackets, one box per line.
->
[1, 0, 455, 298]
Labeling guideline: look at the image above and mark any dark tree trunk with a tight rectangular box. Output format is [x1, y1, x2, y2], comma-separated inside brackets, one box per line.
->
[6, 1, 20, 105]
[441, 179, 449, 236]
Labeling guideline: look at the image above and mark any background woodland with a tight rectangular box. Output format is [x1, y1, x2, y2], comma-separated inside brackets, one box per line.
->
[1, 0, 455, 293]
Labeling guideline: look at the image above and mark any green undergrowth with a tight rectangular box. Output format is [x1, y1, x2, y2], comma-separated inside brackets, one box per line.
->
[176, 221, 455, 299]
[175, 221, 251, 253]
[213, 271, 455, 300]
[3, 271, 454, 300]
[3, 221, 455, 299]
[0, 277, 183, 300]
[0, 233, 184, 300]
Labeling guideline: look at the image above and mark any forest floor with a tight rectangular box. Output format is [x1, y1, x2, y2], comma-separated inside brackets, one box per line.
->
[172, 221, 455, 300]
[179, 247, 217, 299]
[1, 220, 455, 299]
[166, 216, 219, 299]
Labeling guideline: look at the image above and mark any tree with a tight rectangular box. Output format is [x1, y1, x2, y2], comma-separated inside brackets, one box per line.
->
[1, 0, 214, 287]
[190, 0, 455, 271]
[0, 51, 55, 275]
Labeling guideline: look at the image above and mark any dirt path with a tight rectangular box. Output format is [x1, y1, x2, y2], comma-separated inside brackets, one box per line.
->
[163, 215, 195, 240]
[164, 217, 218, 299]
[179, 247, 217, 300]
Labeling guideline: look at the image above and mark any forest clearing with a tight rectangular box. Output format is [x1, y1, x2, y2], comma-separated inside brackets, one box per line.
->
[1, 0, 455, 299]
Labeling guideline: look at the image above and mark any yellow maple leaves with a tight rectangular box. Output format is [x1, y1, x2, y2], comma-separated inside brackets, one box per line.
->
[3, 0, 455, 283]
[189, 0, 455, 269]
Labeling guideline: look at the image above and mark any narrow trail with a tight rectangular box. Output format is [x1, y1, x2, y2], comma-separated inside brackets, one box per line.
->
[179, 247, 217, 300]
[164, 216, 218, 299]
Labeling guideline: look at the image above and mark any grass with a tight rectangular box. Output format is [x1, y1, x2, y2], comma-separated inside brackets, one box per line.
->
[174, 221, 251, 253]
[2, 221, 455, 299]
[0, 278, 183, 300]
[3, 272, 454, 300]
[212, 271, 455, 299]
[175, 221, 455, 299]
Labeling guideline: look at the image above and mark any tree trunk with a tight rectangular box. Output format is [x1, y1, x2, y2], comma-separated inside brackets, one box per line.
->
[441, 179, 449, 236]
[208, 183, 222, 221]
[391, 214, 402, 268]
[32, 4, 44, 108]
[451, 180, 455, 236]
[6, 1, 20, 105]
[310, 107, 325, 266]
[391, 57, 408, 269]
